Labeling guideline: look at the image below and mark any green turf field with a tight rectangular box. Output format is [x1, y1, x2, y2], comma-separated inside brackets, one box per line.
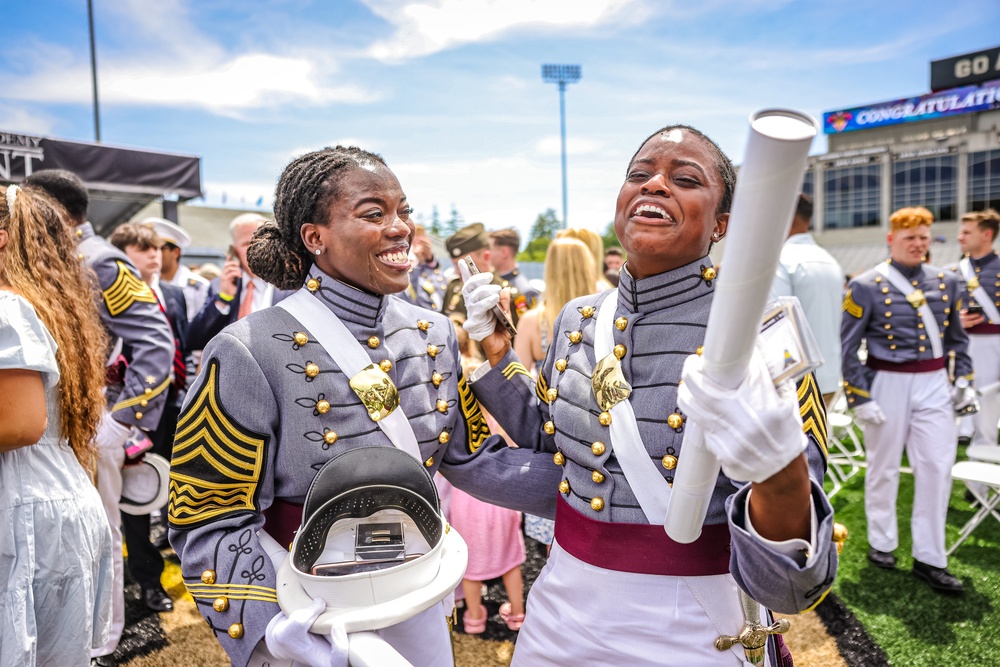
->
[828, 447, 1000, 667]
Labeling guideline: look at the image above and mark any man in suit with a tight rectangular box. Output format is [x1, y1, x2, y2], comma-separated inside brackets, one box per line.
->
[109, 222, 193, 614]
[188, 213, 294, 350]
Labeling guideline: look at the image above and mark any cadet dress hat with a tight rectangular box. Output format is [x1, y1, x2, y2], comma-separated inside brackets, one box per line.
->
[276, 446, 468, 633]
[445, 222, 490, 258]
[142, 217, 192, 249]
[120, 453, 171, 515]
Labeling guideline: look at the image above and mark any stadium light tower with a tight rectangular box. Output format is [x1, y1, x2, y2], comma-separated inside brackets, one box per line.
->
[541, 64, 581, 227]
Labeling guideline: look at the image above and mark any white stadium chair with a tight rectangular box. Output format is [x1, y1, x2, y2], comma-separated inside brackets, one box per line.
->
[947, 460, 1000, 556]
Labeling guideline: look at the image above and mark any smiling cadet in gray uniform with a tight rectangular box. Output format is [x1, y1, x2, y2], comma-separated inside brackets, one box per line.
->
[842, 206, 971, 595]
[167, 147, 560, 667]
[462, 125, 838, 666]
[24, 169, 175, 667]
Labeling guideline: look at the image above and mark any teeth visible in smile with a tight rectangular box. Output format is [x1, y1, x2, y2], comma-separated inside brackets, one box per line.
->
[379, 250, 408, 264]
[634, 204, 670, 219]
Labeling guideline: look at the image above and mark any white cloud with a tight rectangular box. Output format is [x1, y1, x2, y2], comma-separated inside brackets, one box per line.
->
[0, 105, 57, 136]
[363, 0, 648, 61]
[533, 136, 604, 157]
[200, 180, 276, 209]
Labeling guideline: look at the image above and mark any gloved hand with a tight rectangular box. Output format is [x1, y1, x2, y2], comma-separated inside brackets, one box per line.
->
[95, 414, 132, 452]
[677, 350, 808, 484]
[265, 597, 349, 667]
[953, 380, 979, 416]
[853, 400, 886, 427]
[461, 272, 502, 342]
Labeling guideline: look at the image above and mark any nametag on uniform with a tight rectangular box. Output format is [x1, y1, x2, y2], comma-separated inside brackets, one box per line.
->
[757, 297, 824, 386]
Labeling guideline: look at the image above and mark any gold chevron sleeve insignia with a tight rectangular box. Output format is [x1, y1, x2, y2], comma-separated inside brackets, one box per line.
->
[797, 373, 828, 458]
[502, 361, 532, 381]
[458, 374, 491, 454]
[168, 359, 268, 528]
[844, 383, 870, 399]
[185, 582, 277, 603]
[103, 260, 158, 317]
[536, 371, 550, 403]
[842, 288, 863, 319]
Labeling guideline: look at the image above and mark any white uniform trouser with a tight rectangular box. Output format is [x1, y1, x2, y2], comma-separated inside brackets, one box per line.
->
[864, 368, 956, 568]
[247, 602, 453, 667]
[511, 541, 764, 666]
[91, 425, 126, 658]
[970, 334, 1000, 449]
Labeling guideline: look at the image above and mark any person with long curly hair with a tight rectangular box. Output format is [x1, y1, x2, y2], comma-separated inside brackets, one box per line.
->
[0, 183, 114, 666]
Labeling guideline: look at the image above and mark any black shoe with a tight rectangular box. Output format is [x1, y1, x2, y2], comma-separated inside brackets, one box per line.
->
[142, 586, 174, 612]
[91, 656, 116, 667]
[912, 560, 964, 595]
[867, 547, 897, 569]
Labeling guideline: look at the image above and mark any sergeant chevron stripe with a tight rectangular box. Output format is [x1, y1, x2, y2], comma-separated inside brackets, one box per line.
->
[185, 583, 278, 603]
[169, 359, 268, 527]
[458, 374, 490, 453]
[502, 361, 532, 380]
[842, 288, 863, 319]
[103, 260, 158, 317]
[536, 371, 550, 403]
[797, 373, 829, 458]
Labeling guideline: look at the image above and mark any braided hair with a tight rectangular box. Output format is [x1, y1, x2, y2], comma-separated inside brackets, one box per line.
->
[248, 146, 387, 289]
[629, 125, 737, 215]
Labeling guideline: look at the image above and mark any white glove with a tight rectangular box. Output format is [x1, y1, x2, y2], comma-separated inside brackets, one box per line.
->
[953, 383, 978, 414]
[460, 272, 501, 342]
[853, 400, 886, 427]
[95, 414, 132, 452]
[265, 597, 349, 667]
[677, 350, 808, 484]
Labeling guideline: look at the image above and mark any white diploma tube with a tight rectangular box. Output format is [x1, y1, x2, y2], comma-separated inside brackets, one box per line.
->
[348, 631, 413, 667]
[664, 109, 819, 544]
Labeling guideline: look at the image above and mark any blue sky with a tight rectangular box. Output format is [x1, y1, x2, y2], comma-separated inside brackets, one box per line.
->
[3, 0, 999, 241]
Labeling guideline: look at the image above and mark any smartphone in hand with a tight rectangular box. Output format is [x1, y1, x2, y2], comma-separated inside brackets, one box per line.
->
[459, 257, 517, 336]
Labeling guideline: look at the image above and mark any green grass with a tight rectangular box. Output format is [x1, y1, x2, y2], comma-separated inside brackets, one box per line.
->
[827, 447, 1000, 667]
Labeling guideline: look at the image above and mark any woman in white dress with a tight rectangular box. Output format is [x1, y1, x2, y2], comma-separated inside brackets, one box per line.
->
[0, 184, 114, 666]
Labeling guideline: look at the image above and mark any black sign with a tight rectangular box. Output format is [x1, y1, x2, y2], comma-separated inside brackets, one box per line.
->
[931, 46, 1000, 91]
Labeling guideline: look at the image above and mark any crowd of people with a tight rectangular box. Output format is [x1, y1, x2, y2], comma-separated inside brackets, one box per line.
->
[0, 123, 996, 667]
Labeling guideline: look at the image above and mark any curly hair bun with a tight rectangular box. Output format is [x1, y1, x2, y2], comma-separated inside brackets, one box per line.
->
[247, 223, 307, 290]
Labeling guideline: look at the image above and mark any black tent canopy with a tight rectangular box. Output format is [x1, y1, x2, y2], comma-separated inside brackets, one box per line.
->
[1, 131, 202, 235]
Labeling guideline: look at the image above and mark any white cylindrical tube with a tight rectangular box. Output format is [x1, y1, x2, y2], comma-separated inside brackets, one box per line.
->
[664, 109, 819, 544]
[348, 631, 413, 667]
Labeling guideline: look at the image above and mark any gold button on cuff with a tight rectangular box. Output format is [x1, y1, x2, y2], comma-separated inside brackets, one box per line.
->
[662, 454, 678, 470]
[598, 411, 612, 426]
[581, 306, 595, 318]
[543, 421, 555, 435]
[380, 359, 393, 372]
[417, 319, 430, 332]
[367, 336, 380, 348]
[546, 388, 558, 402]
[316, 400, 331, 414]
[201, 570, 216, 584]
[213, 597, 229, 612]
[696, 345, 704, 356]
[666, 413, 684, 429]
[569, 331, 583, 344]
[559, 479, 570, 494]
[555, 359, 567, 372]
[591, 441, 606, 456]
[701, 266, 717, 281]
[436, 399, 448, 413]
[306, 278, 320, 292]
[228, 623, 244, 639]
[438, 431, 450, 444]
[135, 412, 143, 420]
[305, 363, 320, 378]
[615, 317, 628, 331]
[431, 372, 443, 387]
[592, 470, 605, 483]
[427, 344, 439, 358]
[294, 332, 308, 346]
[324, 431, 338, 445]
[553, 452, 565, 465]
[613, 344, 626, 359]
[590, 497, 605, 511]
[424, 457, 434, 467]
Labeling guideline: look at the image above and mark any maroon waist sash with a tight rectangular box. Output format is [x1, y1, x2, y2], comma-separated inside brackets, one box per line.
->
[968, 322, 1000, 335]
[262, 498, 303, 549]
[866, 355, 945, 374]
[553, 494, 731, 576]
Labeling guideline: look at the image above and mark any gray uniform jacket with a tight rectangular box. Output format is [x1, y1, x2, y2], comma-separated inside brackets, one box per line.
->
[471, 258, 838, 617]
[949, 250, 1000, 330]
[501, 267, 539, 316]
[167, 266, 560, 667]
[405, 260, 449, 311]
[841, 260, 972, 407]
[76, 223, 174, 430]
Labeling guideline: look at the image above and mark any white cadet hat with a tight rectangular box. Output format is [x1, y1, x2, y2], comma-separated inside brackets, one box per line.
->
[143, 217, 192, 249]
[275, 446, 468, 634]
[120, 453, 171, 516]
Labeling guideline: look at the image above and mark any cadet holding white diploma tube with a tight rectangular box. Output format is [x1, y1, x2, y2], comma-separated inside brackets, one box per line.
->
[464, 123, 838, 666]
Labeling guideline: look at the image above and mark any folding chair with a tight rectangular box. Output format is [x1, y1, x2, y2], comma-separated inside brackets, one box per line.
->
[947, 460, 1000, 556]
[824, 389, 865, 497]
[966, 445, 1000, 465]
